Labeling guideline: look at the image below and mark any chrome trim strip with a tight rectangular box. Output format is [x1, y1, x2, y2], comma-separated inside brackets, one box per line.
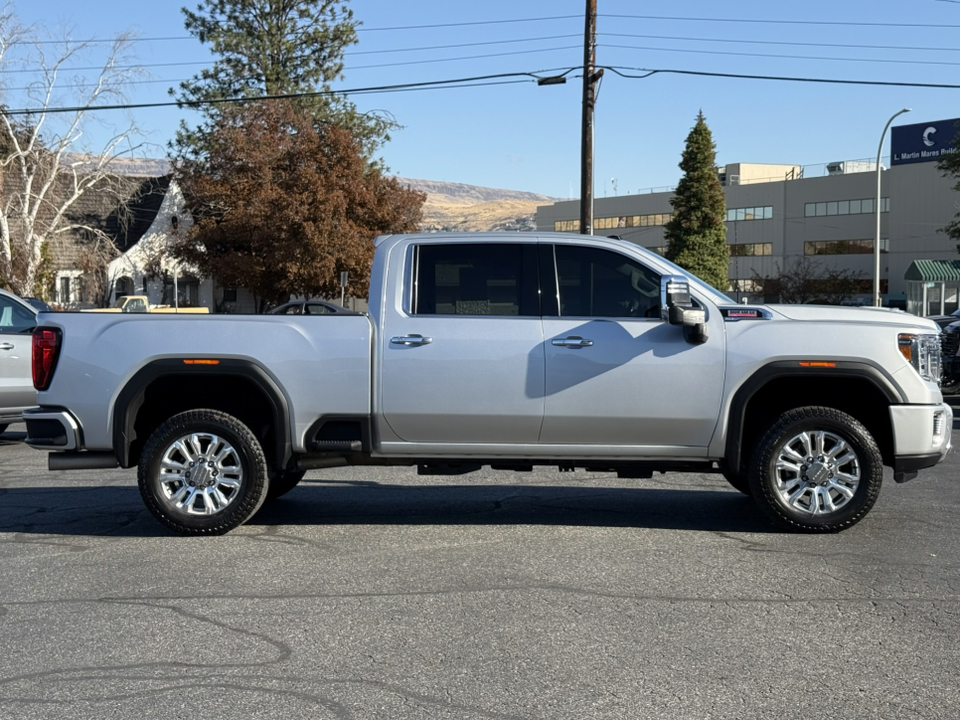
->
[22, 408, 81, 451]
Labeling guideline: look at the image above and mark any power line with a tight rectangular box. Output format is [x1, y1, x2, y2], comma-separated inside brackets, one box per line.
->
[605, 65, 960, 89]
[601, 13, 960, 29]
[0, 36, 580, 76]
[348, 34, 580, 56]
[0, 71, 550, 116]
[602, 31, 960, 55]
[13, 14, 583, 46]
[602, 43, 960, 68]
[356, 15, 580, 32]
[0, 59, 209, 75]
[0, 42, 580, 90]
[348, 45, 581, 71]
[9, 62, 960, 117]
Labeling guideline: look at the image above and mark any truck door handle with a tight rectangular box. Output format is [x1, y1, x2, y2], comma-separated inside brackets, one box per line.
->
[0, 343, 13, 350]
[391, 335, 433, 346]
[551, 336, 594, 348]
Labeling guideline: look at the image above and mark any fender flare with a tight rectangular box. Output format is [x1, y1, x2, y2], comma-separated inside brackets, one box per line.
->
[723, 360, 904, 473]
[112, 358, 292, 469]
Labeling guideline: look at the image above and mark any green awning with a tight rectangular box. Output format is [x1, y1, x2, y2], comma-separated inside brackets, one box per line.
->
[905, 259, 960, 282]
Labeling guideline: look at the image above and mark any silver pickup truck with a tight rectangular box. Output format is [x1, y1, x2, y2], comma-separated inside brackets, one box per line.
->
[25, 232, 952, 535]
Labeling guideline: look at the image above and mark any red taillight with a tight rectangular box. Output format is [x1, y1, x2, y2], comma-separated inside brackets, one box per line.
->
[32, 327, 62, 391]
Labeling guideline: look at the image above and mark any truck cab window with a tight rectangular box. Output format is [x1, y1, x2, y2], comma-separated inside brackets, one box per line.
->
[414, 243, 539, 316]
[555, 245, 661, 319]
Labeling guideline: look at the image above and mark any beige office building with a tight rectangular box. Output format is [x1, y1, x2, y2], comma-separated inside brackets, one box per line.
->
[536, 119, 960, 316]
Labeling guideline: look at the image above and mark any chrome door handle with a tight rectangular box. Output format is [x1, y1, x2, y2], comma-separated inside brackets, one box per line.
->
[551, 336, 594, 348]
[0, 343, 13, 350]
[391, 335, 433, 346]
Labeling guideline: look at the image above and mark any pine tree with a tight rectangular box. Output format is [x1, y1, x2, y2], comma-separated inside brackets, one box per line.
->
[664, 112, 729, 291]
[170, 0, 394, 164]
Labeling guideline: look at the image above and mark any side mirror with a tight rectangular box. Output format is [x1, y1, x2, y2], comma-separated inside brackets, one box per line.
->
[660, 275, 709, 344]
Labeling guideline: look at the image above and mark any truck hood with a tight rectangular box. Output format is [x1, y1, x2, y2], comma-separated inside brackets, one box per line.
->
[763, 304, 939, 331]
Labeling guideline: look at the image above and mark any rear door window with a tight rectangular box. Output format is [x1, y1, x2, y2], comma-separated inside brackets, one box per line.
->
[413, 243, 539, 316]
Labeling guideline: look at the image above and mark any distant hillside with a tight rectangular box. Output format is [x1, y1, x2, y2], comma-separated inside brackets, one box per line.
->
[396, 177, 559, 233]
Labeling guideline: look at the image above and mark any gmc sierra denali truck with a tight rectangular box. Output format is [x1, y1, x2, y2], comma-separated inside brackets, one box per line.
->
[24, 232, 952, 535]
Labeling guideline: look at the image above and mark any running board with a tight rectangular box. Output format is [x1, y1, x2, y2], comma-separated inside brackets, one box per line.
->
[49, 452, 120, 471]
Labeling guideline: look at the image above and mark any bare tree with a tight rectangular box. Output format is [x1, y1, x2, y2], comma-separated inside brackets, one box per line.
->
[0, 5, 147, 298]
[752, 256, 867, 305]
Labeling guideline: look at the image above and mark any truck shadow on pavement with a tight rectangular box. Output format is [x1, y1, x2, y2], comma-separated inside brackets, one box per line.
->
[0, 479, 774, 537]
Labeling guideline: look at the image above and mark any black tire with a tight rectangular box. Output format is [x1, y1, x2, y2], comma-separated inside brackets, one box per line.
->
[0, 424, 9, 435]
[748, 406, 883, 533]
[266, 469, 306, 501]
[941, 379, 960, 397]
[721, 469, 752, 496]
[138, 409, 270, 535]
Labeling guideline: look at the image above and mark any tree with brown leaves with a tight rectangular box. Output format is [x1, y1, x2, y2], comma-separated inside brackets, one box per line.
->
[173, 100, 424, 311]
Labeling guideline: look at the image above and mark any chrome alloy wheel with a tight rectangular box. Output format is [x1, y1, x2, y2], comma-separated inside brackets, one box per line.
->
[158, 432, 244, 515]
[774, 430, 861, 516]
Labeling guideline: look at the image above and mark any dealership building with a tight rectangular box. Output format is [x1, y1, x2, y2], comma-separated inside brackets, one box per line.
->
[535, 118, 960, 316]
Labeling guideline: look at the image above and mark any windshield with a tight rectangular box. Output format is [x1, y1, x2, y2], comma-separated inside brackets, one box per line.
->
[631, 245, 736, 306]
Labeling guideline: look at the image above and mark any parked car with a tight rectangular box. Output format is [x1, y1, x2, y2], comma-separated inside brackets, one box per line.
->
[269, 299, 350, 315]
[23, 297, 53, 313]
[0, 289, 37, 433]
[926, 308, 960, 330]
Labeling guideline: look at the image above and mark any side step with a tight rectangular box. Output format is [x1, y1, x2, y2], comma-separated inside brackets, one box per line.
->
[418, 463, 482, 476]
[310, 440, 362, 453]
[49, 452, 120, 471]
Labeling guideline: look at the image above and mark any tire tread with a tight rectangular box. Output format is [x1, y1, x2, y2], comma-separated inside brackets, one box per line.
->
[138, 409, 269, 535]
[748, 406, 883, 533]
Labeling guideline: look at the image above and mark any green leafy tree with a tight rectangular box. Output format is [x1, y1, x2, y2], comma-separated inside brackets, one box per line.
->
[173, 100, 424, 311]
[170, 0, 395, 163]
[937, 121, 960, 250]
[664, 111, 729, 291]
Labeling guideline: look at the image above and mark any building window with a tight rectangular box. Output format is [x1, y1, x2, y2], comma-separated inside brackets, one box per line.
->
[162, 275, 201, 307]
[729, 243, 773, 257]
[56, 270, 82, 306]
[554, 219, 581, 232]
[804, 239, 888, 255]
[725, 206, 773, 222]
[559, 213, 673, 233]
[805, 198, 888, 217]
[222, 287, 238, 302]
[114, 276, 134, 302]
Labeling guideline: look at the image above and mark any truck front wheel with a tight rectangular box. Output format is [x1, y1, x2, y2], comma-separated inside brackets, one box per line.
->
[748, 407, 882, 533]
[138, 409, 270, 535]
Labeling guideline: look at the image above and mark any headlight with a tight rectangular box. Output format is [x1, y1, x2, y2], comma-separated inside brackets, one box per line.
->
[898, 333, 942, 383]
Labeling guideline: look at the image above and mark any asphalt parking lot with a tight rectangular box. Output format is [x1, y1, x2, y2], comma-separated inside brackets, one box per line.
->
[1, 421, 958, 720]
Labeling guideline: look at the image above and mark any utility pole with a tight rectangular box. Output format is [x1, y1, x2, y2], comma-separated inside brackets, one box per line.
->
[580, 0, 600, 235]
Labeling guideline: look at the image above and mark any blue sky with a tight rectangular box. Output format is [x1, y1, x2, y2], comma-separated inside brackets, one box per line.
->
[10, 0, 960, 197]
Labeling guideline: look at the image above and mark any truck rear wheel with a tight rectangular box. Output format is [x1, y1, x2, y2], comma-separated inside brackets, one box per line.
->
[748, 406, 882, 533]
[137, 409, 270, 535]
